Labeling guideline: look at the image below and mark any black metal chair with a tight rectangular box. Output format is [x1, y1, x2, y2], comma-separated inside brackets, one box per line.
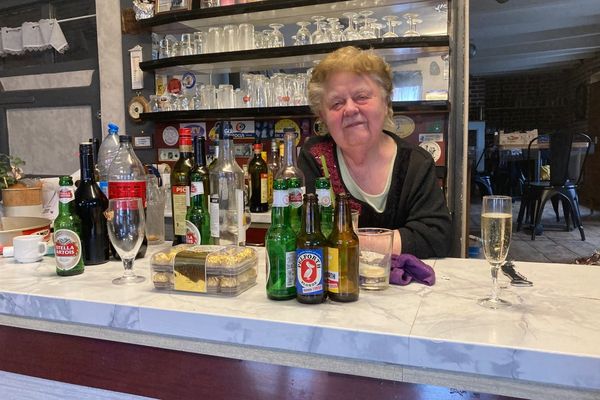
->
[516, 132, 592, 240]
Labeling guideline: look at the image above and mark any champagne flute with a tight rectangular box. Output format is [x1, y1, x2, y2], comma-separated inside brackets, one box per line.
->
[479, 195, 512, 308]
[105, 198, 146, 285]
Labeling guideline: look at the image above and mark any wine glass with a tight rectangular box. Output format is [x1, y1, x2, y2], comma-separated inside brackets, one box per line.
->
[295, 21, 312, 46]
[382, 16, 400, 38]
[105, 198, 146, 285]
[479, 195, 512, 308]
[403, 13, 422, 37]
[269, 23, 285, 47]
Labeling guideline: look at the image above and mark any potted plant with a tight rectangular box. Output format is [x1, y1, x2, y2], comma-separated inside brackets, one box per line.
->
[0, 154, 43, 213]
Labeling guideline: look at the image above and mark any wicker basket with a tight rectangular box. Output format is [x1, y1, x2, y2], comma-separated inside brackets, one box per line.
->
[2, 186, 43, 207]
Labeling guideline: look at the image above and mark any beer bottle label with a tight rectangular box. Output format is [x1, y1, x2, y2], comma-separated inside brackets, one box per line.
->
[316, 188, 331, 207]
[190, 181, 204, 197]
[273, 189, 289, 207]
[296, 248, 324, 295]
[54, 229, 82, 271]
[285, 251, 296, 288]
[185, 220, 201, 244]
[327, 247, 339, 293]
[289, 187, 303, 208]
[58, 187, 75, 204]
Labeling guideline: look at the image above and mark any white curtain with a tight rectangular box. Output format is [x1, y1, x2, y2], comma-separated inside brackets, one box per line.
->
[0, 19, 68, 57]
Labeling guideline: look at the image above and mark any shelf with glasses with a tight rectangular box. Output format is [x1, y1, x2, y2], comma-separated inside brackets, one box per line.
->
[139, 36, 449, 73]
[138, 101, 449, 122]
[139, 0, 446, 33]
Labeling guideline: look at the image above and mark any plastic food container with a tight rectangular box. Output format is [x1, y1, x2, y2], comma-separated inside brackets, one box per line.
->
[150, 244, 257, 296]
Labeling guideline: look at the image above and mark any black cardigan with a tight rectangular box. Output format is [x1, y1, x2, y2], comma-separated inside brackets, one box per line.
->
[298, 132, 452, 258]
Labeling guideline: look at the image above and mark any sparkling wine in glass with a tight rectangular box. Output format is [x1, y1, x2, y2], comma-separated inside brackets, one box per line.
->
[479, 195, 512, 308]
[105, 198, 146, 285]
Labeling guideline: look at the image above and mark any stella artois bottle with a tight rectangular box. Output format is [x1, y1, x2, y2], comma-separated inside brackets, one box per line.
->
[54, 176, 85, 276]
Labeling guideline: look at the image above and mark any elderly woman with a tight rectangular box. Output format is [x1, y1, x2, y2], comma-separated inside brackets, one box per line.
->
[298, 46, 452, 258]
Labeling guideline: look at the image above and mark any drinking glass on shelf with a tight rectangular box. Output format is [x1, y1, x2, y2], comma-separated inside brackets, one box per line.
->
[479, 195, 513, 309]
[269, 23, 285, 47]
[382, 16, 399, 38]
[403, 13, 422, 37]
[311, 16, 328, 44]
[207, 26, 223, 53]
[223, 25, 238, 52]
[238, 23, 255, 50]
[201, 0, 219, 7]
[180, 33, 194, 56]
[358, 10, 377, 39]
[342, 12, 362, 41]
[327, 18, 345, 42]
[193, 31, 205, 54]
[105, 198, 146, 285]
[294, 21, 312, 46]
[158, 38, 173, 58]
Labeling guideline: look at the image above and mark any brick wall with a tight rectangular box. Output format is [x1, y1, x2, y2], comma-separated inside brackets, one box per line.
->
[469, 75, 485, 121]
[475, 73, 571, 132]
[567, 53, 600, 210]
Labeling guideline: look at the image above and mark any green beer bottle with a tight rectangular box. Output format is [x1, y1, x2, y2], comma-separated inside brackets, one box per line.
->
[316, 177, 333, 239]
[266, 178, 296, 300]
[327, 193, 359, 302]
[54, 176, 85, 276]
[186, 136, 211, 244]
[288, 176, 303, 234]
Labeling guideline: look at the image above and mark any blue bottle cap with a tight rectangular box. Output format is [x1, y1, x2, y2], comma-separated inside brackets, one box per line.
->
[108, 123, 119, 134]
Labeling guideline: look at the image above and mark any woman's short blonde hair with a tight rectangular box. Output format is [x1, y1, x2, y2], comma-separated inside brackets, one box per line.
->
[308, 46, 395, 133]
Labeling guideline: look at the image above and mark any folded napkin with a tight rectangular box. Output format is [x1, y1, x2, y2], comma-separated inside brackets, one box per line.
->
[389, 254, 435, 286]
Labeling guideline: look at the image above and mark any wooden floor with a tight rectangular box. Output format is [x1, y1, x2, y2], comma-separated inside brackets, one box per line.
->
[469, 198, 600, 264]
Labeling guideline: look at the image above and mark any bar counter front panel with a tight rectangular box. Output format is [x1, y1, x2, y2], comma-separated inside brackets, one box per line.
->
[0, 248, 598, 400]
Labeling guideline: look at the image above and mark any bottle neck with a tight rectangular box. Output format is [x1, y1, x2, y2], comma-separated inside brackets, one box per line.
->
[284, 134, 297, 168]
[194, 140, 207, 167]
[80, 151, 95, 182]
[334, 197, 352, 232]
[58, 186, 74, 214]
[301, 200, 320, 233]
[271, 188, 288, 225]
[179, 139, 192, 155]
[220, 139, 234, 162]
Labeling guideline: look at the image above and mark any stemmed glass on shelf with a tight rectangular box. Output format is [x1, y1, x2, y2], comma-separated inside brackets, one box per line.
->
[403, 13, 422, 37]
[105, 198, 146, 285]
[479, 195, 513, 309]
[382, 16, 400, 38]
[294, 21, 312, 46]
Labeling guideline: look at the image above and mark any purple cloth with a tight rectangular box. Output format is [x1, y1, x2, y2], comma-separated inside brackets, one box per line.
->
[389, 254, 436, 286]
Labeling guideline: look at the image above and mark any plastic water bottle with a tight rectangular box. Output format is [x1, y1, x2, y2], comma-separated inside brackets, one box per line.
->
[97, 123, 120, 197]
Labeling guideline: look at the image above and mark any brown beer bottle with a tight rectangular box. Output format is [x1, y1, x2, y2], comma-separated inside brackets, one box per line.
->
[296, 193, 327, 304]
[327, 193, 359, 302]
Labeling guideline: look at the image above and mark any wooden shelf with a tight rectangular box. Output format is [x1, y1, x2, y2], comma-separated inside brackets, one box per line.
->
[139, 101, 449, 122]
[139, 36, 449, 73]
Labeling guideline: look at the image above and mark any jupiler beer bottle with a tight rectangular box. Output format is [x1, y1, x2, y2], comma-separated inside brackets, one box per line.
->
[266, 178, 296, 300]
[275, 131, 305, 234]
[327, 193, 359, 302]
[75, 143, 110, 265]
[171, 128, 194, 245]
[316, 177, 333, 239]
[54, 176, 85, 276]
[248, 140, 269, 213]
[107, 135, 148, 258]
[296, 193, 327, 304]
[186, 136, 211, 244]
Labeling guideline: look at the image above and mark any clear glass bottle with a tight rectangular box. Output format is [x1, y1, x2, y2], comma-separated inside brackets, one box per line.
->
[209, 138, 246, 245]
[267, 139, 280, 207]
[145, 174, 165, 245]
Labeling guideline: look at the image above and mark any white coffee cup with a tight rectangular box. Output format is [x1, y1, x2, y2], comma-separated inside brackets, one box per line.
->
[10, 235, 48, 263]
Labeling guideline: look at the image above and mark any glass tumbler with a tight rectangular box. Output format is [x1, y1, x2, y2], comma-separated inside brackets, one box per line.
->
[223, 25, 238, 52]
[357, 228, 394, 290]
[238, 23, 255, 50]
[207, 27, 223, 53]
[145, 175, 165, 245]
[200, 84, 217, 109]
[217, 84, 235, 109]
[159, 38, 174, 58]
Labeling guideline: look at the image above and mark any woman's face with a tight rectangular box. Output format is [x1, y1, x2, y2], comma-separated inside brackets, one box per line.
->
[319, 71, 387, 151]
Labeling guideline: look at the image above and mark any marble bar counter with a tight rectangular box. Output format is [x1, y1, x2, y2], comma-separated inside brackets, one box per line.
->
[0, 247, 599, 399]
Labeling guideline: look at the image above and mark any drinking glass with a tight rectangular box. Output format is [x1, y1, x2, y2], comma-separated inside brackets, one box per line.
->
[311, 16, 328, 44]
[294, 21, 312, 46]
[382, 16, 399, 38]
[223, 25, 238, 52]
[238, 23, 255, 50]
[403, 13, 422, 37]
[479, 195, 512, 308]
[269, 24, 285, 47]
[106, 198, 146, 285]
